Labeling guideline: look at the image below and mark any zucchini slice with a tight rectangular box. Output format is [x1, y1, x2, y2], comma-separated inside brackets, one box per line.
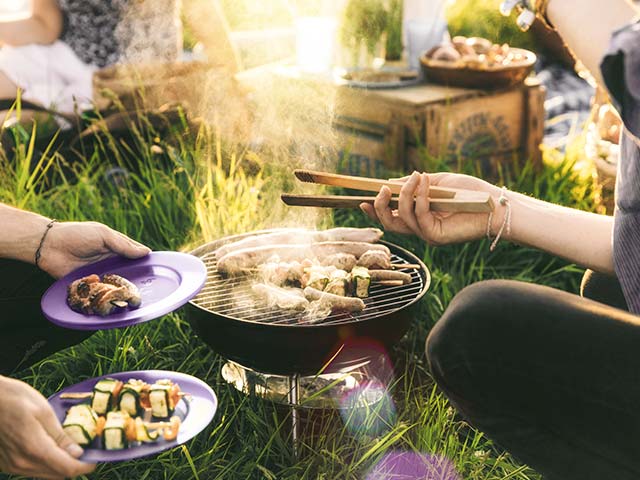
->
[135, 417, 159, 443]
[350, 266, 371, 298]
[91, 378, 121, 415]
[149, 380, 177, 418]
[118, 379, 146, 417]
[63, 405, 98, 447]
[103, 411, 129, 450]
[325, 269, 349, 297]
[304, 267, 330, 291]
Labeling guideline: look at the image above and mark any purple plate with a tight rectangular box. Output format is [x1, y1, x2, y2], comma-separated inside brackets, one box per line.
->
[41, 252, 206, 330]
[48, 370, 217, 463]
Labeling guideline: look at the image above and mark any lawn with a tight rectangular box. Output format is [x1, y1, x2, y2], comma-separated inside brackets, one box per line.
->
[0, 98, 603, 480]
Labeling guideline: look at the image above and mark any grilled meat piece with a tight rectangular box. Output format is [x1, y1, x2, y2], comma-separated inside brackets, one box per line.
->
[218, 242, 389, 276]
[369, 270, 412, 284]
[215, 227, 383, 259]
[320, 253, 357, 272]
[103, 274, 142, 307]
[67, 274, 101, 312]
[252, 283, 309, 310]
[303, 287, 365, 312]
[357, 250, 392, 270]
[67, 274, 142, 316]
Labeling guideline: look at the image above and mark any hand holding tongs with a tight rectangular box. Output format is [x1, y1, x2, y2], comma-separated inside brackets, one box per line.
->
[281, 170, 495, 213]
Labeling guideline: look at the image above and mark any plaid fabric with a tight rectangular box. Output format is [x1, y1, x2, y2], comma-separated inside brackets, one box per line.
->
[601, 21, 640, 314]
[59, 0, 181, 68]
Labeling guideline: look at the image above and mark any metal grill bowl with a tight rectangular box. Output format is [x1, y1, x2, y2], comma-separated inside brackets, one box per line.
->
[187, 230, 430, 376]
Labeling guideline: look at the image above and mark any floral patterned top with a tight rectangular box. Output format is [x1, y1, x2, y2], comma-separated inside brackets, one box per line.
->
[58, 0, 182, 68]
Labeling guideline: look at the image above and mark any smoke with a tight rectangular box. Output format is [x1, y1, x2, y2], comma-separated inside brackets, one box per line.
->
[112, 1, 357, 233]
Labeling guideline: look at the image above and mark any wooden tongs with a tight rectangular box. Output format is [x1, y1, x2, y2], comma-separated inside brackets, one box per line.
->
[281, 170, 495, 213]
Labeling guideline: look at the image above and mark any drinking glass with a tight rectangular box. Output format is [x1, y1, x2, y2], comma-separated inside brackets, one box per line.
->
[406, 18, 448, 71]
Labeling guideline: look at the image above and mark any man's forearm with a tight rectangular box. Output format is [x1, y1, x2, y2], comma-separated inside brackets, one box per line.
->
[0, 204, 51, 265]
[501, 193, 614, 274]
[546, 0, 637, 86]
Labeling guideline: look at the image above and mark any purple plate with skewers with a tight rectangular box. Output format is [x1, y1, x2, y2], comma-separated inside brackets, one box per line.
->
[48, 370, 217, 463]
[41, 252, 207, 330]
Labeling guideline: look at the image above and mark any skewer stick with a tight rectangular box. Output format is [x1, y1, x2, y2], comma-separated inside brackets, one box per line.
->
[376, 280, 405, 287]
[392, 264, 422, 270]
[60, 392, 93, 400]
[144, 419, 179, 430]
[59, 392, 189, 400]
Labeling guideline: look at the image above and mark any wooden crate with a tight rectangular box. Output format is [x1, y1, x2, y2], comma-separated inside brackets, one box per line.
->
[237, 64, 545, 177]
[333, 77, 545, 177]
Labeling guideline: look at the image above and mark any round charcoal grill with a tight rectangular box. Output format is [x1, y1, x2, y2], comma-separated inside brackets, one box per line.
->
[187, 229, 430, 376]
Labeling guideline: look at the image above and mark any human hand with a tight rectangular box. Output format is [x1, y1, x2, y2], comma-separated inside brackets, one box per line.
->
[38, 221, 151, 278]
[360, 171, 503, 246]
[0, 376, 96, 479]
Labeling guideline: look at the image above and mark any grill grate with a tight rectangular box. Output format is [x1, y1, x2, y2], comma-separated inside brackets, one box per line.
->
[191, 249, 426, 327]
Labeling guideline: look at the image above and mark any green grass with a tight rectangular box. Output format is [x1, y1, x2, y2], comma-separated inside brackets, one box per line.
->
[446, 0, 539, 52]
[0, 105, 603, 480]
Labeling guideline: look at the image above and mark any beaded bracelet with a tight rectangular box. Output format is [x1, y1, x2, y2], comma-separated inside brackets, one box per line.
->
[486, 188, 512, 252]
[35, 219, 57, 268]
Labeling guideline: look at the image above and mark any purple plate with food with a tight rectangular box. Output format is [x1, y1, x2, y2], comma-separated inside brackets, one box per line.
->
[41, 252, 207, 330]
[48, 370, 217, 463]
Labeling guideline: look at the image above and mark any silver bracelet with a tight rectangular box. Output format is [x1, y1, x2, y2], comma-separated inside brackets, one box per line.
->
[35, 219, 57, 269]
[486, 187, 512, 252]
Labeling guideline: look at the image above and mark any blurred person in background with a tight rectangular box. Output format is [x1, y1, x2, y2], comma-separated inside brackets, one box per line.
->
[0, 0, 240, 115]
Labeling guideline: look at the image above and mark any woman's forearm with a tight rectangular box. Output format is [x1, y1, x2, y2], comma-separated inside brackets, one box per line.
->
[0, 203, 51, 265]
[183, 0, 242, 73]
[499, 192, 614, 274]
[546, 0, 637, 85]
[0, 0, 62, 46]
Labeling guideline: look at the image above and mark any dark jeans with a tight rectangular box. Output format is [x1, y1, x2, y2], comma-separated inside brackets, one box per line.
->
[426, 271, 640, 480]
[0, 259, 92, 376]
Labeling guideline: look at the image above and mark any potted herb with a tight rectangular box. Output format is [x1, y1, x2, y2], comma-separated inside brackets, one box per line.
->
[340, 0, 389, 68]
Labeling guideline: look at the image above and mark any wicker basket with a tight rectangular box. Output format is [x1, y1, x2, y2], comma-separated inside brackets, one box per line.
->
[420, 48, 536, 90]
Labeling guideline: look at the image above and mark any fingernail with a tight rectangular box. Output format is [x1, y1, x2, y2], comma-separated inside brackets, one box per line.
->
[66, 443, 84, 457]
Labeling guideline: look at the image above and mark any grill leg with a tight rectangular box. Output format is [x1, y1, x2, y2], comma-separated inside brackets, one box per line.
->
[288, 374, 301, 457]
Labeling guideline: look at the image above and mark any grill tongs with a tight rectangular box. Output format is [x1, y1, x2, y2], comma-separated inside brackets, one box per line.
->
[282, 170, 495, 213]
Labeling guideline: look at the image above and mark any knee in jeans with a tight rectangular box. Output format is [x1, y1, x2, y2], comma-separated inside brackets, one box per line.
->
[426, 280, 519, 380]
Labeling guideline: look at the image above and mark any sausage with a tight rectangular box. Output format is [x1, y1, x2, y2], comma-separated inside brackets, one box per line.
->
[320, 253, 357, 272]
[311, 242, 390, 259]
[215, 228, 383, 258]
[103, 274, 142, 307]
[357, 250, 392, 270]
[217, 242, 390, 276]
[252, 283, 309, 310]
[215, 229, 306, 259]
[313, 227, 383, 244]
[369, 270, 412, 284]
[217, 244, 313, 275]
[303, 287, 365, 312]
